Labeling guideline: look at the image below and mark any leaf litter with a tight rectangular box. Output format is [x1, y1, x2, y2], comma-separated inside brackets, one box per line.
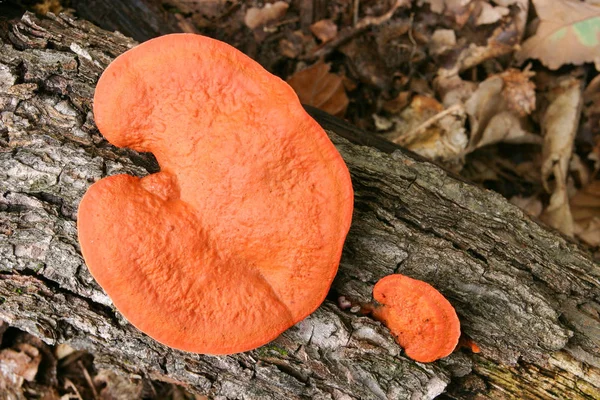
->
[0, 321, 203, 400]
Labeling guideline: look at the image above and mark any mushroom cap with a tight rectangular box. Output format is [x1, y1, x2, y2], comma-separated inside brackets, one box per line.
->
[78, 34, 354, 354]
[372, 274, 460, 362]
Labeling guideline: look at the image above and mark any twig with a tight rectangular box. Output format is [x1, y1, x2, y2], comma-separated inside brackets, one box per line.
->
[272, 16, 300, 28]
[78, 360, 98, 399]
[64, 378, 84, 400]
[407, 12, 417, 75]
[393, 103, 464, 145]
[305, 0, 405, 60]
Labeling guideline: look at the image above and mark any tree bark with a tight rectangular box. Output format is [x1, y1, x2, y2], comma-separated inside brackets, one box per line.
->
[0, 12, 599, 400]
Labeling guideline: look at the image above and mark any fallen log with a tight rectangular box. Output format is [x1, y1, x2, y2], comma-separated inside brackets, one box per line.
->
[0, 12, 599, 400]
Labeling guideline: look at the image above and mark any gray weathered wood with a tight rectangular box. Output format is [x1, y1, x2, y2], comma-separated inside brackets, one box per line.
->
[0, 12, 599, 399]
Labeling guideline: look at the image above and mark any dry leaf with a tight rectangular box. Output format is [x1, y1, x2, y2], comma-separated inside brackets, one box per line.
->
[429, 29, 456, 55]
[244, 1, 289, 30]
[465, 69, 539, 150]
[437, 0, 528, 75]
[501, 68, 536, 117]
[418, 0, 445, 13]
[510, 195, 543, 218]
[0, 343, 42, 386]
[539, 76, 584, 236]
[570, 154, 591, 187]
[279, 30, 315, 59]
[516, 0, 600, 70]
[33, 0, 63, 14]
[417, 0, 472, 15]
[436, 74, 478, 107]
[94, 369, 143, 400]
[287, 62, 349, 117]
[571, 180, 600, 246]
[493, 0, 529, 39]
[382, 91, 412, 113]
[377, 95, 468, 162]
[54, 343, 76, 360]
[540, 76, 584, 191]
[580, 75, 600, 169]
[410, 77, 435, 96]
[375, 20, 428, 70]
[575, 218, 600, 246]
[476, 2, 509, 26]
[340, 37, 390, 90]
[310, 19, 338, 43]
[541, 178, 574, 236]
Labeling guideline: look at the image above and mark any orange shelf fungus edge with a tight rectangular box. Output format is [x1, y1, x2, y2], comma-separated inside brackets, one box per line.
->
[78, 34, 354, 355]
[372, 274, 461, 363]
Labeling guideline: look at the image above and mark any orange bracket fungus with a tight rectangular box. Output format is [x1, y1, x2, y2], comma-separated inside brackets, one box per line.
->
[372, 274, 461, 363]
[77, 34, 354, 355]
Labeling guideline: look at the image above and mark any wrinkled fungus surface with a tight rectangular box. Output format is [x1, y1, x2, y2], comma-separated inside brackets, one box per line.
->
[373, 274, 460, 362]
[78, 34, 354, 354]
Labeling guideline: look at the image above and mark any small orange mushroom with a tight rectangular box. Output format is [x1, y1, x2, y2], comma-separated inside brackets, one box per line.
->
[458, 336, 481, 353]
[77, 34, 354, 355]
[372, 274, 460, 363]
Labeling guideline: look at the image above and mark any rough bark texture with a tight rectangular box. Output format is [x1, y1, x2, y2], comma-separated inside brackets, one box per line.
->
[0, 12, 599, 400]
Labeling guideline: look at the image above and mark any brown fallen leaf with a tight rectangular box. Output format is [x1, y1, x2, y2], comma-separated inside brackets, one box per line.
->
[423, 0, 520, 27]
[570, 154, 592, 188]
[376, 95, 468, 163]
[494, 0, 529, 40]
[436, 0, 528, 75]
[465, 68, 539, 150]
[375, 19, 429, 71]
[340, 36, 391, 90]
[279, 30, 316, 59]
[33, 0, 63, 15]
[502, 67, 537, 117]
[510, 195, 543, 218]
[244, 1, 289, 30]
[429, 29, 457, 56]
[542, 178, 574, 236]
[580, 75, 600, 172]
[382, 91, 412, 114]
[287, 62, 349, 117]
[539, 75, 585, 236]
[418, 0, 445, 13]
[571, 180, 600, 246]
[310, 19, 338, 43]
[418, 0, 473, 24]
[475, 1, 510, 26]
[436, 74, 478, 107]
[0, 343, 42, 386]
[516, 0, 600, 70]
[55, 343, 76, 360]
[308, 0, 410, 60]
[94, 369, 143, 400]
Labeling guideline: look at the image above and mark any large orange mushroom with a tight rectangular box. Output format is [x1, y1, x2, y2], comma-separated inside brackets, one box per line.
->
[78, 34, 354, 355]
[372, 274, 461, 363]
